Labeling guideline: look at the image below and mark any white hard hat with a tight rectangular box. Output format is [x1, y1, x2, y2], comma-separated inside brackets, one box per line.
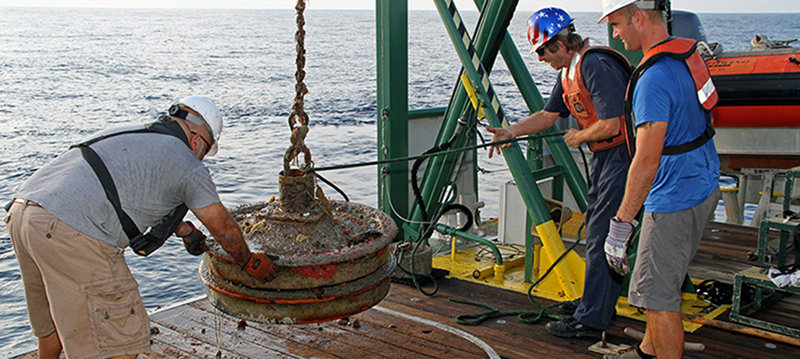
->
[597, 0, 658, 24]
[175, 96, 223, 156]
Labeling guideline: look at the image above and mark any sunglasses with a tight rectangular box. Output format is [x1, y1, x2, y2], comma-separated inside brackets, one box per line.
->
[535, 39, 560, 56]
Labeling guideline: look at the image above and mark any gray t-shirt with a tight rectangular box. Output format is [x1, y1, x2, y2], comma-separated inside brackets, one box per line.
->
[15, 125, 220, 248]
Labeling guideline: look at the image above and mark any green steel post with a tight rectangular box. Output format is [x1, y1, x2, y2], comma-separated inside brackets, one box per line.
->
[376, 0, 409, 239]
[435, 0, 583, 298]
[409, 0, 518, 239]
[496, 33, 544, 111]
[436, 0, 587, 297]
[434, 0, 550, 224]
[493, 24, 546, 282]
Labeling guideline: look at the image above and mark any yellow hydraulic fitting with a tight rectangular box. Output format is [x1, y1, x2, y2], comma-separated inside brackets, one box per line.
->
[450, 235, 457, 261]
[493, 263, 506, 284]
[460, 74, 485, 119]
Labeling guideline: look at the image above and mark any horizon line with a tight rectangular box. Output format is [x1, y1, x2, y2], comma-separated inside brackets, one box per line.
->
[1, 5, 796, 14]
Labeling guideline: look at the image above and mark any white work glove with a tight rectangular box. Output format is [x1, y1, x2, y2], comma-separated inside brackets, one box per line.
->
[604, 216, 638, 276]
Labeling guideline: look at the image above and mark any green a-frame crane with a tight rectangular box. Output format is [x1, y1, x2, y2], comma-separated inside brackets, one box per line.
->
[376, 0, 590, 300]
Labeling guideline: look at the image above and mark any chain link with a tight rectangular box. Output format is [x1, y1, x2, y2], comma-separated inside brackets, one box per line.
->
[284, 0, 312, 173]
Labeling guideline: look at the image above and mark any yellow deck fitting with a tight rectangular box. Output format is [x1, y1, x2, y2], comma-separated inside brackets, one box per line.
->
[533, 220, 585, 300]
[450, 235, 457, 261]
[559, 212, 585, 240]
[615, 292, 730, 332]
[432, 220, 586, 302]
[493, 263, 506, 284]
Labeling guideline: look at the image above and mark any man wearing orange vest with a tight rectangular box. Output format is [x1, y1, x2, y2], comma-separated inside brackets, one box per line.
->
[488, 7, 632, 340]
[598, 1, 720, 358]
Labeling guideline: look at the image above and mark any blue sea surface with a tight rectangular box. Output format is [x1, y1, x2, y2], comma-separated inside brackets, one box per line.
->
[0, 6, 797, 355]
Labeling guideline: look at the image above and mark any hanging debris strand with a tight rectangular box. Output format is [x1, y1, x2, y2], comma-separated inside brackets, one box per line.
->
[284, 0, 312, 173]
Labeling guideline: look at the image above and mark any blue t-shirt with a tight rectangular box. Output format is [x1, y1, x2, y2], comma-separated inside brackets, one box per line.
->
[632, 57, 719, 213]
[544, 51, 629, 120]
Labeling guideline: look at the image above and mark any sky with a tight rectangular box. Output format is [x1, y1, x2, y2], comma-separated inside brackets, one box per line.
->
[0, 0, 798, 13]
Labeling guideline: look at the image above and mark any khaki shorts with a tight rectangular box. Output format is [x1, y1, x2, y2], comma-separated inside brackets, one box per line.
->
[627, 188, 720, 312]
[6, 200, 151, 358]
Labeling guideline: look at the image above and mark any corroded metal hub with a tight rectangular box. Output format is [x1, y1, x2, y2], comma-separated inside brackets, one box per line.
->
[201, 171, 397, 323]
[201, 256, 395, 324]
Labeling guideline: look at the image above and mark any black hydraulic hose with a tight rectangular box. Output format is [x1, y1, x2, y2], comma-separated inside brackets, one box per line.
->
[411, 118, 467, 237]
[399, 120, 470, 297]
[315, 172, 349, 202]
[310, 131, 566, 173]
[449, 222, 588, 326]
[410, 145, 444, 226]
[440, 203, 473, 232]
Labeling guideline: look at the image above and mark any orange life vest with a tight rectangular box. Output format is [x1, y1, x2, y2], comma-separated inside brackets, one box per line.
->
[624, 37, 719, 156]
[561, 46, 632, 152]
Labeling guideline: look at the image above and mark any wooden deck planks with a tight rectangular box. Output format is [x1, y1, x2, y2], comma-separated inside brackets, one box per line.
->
[379, 281, 596, 358]
[340, 309, 487, 358]
[14, 221, 800, 358]
[151, 304, 320, 359]
[148, 294, 496, 359]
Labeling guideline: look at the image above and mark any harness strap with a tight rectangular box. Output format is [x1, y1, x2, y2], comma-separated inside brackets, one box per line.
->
[624, 38, 717, 156]
[76, 144, 141, 240]
[69, 119, 192, 254]
[661, 112, 715, 155]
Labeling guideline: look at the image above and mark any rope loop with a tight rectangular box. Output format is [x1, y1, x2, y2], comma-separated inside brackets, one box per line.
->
[284, 0, 312, 173]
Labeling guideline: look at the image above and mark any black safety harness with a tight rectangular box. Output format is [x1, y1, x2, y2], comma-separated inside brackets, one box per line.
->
[70, 117, 191, 256]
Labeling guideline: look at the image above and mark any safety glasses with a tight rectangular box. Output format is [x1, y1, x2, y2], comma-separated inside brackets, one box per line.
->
[535, 39, 559, 56]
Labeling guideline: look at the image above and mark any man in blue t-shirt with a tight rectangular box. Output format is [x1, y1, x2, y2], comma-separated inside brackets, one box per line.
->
[600, 1, 720, 358]
[488, 7, 632, 339]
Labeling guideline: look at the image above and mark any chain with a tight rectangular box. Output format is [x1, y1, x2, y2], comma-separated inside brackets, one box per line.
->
[284, 0, 313, 174]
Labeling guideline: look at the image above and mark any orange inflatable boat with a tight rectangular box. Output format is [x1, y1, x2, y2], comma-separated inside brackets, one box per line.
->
[706, 42, 800, 128]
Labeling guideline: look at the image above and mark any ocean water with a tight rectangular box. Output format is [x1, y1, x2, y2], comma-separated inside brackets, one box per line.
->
[0, 6, 797, 355]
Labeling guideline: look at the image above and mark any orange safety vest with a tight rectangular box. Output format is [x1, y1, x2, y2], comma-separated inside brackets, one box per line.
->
[561, 46, 631, 152]
[624, 37, 719, 156]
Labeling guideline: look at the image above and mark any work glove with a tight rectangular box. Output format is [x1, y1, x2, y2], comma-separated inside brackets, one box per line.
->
[177, 221, 207, 256]
[242, 252, 280, 282]
[604, 216, 638, 276]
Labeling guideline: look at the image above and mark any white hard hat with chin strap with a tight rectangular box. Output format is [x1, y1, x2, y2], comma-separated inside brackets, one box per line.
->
[170, 96, 223, 156]
[597, 0, 664, 24]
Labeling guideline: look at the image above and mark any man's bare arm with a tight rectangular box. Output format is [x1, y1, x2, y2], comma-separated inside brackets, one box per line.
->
[487, 110, 560, 158]
[192, 202, 250, 265]
[616, 121, 666, 221]
[563, 115, 622, 148]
